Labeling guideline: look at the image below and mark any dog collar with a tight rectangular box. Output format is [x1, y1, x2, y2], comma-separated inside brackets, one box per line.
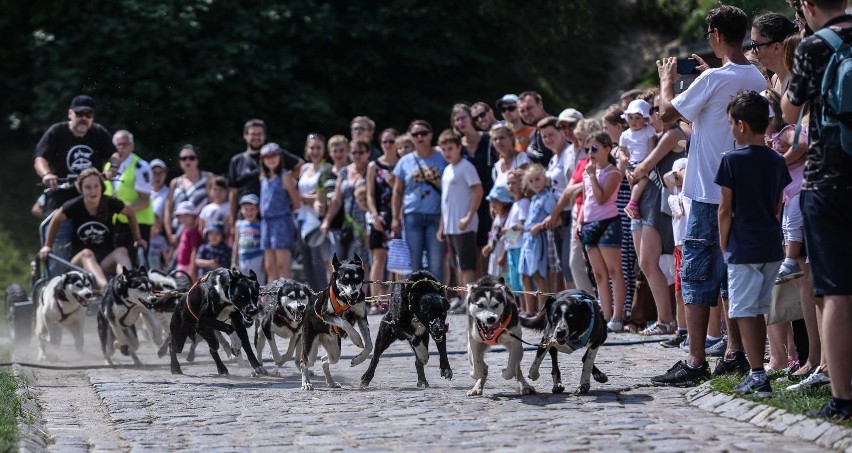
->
[478, 312, 512, 346]
[328, 287, 350, 315]
[564, 298, 596, 350]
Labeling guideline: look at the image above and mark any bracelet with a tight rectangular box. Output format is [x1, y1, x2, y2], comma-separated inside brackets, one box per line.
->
[41, 171, 53, 179]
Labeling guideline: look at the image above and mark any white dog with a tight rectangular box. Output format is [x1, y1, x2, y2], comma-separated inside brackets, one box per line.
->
[35, 271, 95, 362]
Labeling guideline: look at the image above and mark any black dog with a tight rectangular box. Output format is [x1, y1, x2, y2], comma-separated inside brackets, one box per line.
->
[168, 268, 266, 376]
[521, 289, 608, 394]
[360, 271, 452, 388]
[299, 254, 368, 390]
[255, 278, 311, 376]
[97, 266, 160, 366]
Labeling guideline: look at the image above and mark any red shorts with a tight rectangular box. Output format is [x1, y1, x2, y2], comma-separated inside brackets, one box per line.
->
[674, 246, 682, 293]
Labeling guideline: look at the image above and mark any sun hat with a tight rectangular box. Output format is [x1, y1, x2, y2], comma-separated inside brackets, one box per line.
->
[557, 108, 584, 124]
[203, 221, 225, 236]
[486, 185, 514, 204]
[174, 201, 197, 216]
[623, 99, 651, 118]
[149, 158, 167, 170]
[239, 194, 259, 205]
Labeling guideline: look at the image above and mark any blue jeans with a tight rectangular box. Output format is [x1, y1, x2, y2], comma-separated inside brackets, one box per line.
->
[403, 212, 445, 282]
[680, 200, 726, 306]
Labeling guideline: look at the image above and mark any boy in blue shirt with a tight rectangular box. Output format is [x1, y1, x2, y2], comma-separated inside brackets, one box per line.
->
[715, 90, 791, 398]
[195, 221, 232, 279]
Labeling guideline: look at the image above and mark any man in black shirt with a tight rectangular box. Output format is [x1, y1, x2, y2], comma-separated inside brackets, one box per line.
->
[782, 0, 852, 421]
[518, 90, 551, 165]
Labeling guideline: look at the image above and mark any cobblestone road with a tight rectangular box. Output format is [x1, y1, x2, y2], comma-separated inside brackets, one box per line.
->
[11, 314, 834, 452]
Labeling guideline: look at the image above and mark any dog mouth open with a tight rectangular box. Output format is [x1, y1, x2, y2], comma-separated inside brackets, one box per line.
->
[292, 308, 304, 323]
[476, 319, 501, 340]
[73, 292, 90, 307]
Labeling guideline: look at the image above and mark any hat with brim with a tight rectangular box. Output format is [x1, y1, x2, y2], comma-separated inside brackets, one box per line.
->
[203, 222, 225, 236]
[174, 201, 197, 216]
[150, 158, 167, 170]
[486, 185, 514, 204]
[495, 94, 519, 109]
[239, 194, 259, 205]
[70, 95, 95, 113]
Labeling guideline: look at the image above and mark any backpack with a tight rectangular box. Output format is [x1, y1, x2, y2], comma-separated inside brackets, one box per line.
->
[815, 28, 852, 156]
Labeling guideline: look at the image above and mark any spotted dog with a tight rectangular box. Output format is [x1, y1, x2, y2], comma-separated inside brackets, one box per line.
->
[255, 278, 311, 376]
[299, 254, 369, 390]
[169, 268, 265, 376]
[97, 266, 161, 366]
[34, 271, 95, 362]
[360, 271, 452, 388]
[466, 274, 535, 396]
[521, 289, 608, 394]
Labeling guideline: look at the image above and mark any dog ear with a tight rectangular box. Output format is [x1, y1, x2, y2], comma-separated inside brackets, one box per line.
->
[248, 269, 257, 282]
[353, 253, 362, 265]
[543, 295, 557, 312]
[138, 265, 147, 275]
[497, 276, 507, 286]
[120, 265, 129, 275]
[332, 254, 340, 269]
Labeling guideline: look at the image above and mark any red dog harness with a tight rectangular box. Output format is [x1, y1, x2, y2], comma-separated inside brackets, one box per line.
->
[184, 273, 210, 321]
[478, 313, 513, 346]
[315, 288, 350, 335]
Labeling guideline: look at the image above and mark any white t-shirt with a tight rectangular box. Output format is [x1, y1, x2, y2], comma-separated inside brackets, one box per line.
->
[504, 198, 530, 251]
[441, 159, 482, 235]
[151, 186, 169, 220]
[546, 144, 572, 212]
[492, 152, 531, 188]
[669, 189, 692, 247]
[671, 61, 766, 204]
[113, 153, 152, 195]
[619, 125, 656, 165]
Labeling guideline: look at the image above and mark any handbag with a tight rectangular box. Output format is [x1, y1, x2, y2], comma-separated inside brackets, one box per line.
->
[386, 237, 412, 275]
[580, 216, 617, 245]
[767, 280, 804, 325]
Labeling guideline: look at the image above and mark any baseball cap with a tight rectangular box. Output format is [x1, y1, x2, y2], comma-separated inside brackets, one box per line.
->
[70, 95, 95, 113]
[260, 142, 281, 156]
[485, 185, 514, 204]
[557, 108, 584, 124]
[203, 221, 225, 236]
[149, 158, 167, 170]
[495, 94, 519, 109]
[672, 157, 688, 172]
[174, 201, 197, 216]
[623, 99, 651, 118]
[239, 194, 259, 205]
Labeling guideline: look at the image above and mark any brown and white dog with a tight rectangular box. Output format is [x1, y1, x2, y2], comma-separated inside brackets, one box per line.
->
[34, 271, 95, 362]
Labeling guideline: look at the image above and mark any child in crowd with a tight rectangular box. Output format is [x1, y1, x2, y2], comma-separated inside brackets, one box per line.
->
[715, 91, 790, 398]
[232, 194, 265, 285]
[147, 214, 172, 273]
[395, 134, 415, 158]
[577, 132, 626, 333]
[620, 99, 658, 219]
[260, 142, 301, 281]
[437, 130, 483, 286]
[518, 164, 555, 315]
[662, 157, 690, 347]
[174, 201, 201, 281]
[763, 90, 808, 284]
[195, 222, 232, 279]
[482, 185, 514, 283]
[198, 176, 229, 236]
[504, 171, 529, 299]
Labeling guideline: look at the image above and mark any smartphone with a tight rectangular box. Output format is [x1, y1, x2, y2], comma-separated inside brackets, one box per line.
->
[676, 58, 698, 75]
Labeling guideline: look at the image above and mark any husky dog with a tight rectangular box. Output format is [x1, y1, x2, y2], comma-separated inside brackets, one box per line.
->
[34, 271, 95, 362]
[360, 271, 452, 388]
[521, 290, 608, 394]
[466, 275, 535, 396]
[255, 278, 311, 376]
[97, 266, 161, 366]
[299, 254, 368, 390]
[169, 268, 265, 376]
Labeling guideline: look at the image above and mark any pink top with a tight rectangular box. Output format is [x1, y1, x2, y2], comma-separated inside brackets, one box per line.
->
[177, 227, 202, 266]
[770, 125, 807, 202]
[582, 164, 620, 222]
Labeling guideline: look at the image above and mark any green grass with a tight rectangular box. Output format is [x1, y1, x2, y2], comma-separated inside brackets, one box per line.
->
[711, 373, 852, 428]
[0, 369, 21, 452]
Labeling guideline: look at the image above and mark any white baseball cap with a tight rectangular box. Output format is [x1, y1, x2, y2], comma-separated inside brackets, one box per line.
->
[557, 108, 584, 124]
[623, 99, 651, 118]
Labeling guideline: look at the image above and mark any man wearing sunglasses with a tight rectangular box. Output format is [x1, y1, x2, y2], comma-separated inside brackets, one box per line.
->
[496, 93, 534, 152]
[34, 95, 117, 265]
[470, 102, 498, 132]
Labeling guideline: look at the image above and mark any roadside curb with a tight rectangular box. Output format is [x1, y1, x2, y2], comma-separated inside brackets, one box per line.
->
[686, 383, 852, 452]
[13, 364, 49, 452]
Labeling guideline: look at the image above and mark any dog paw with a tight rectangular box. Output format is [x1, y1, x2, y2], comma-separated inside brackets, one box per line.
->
[252, 367, 268, 377]
[467, 388, 483, 397]
[359, 380, 371, 390]
[520, 385, 536, 395]
[119, 345, 130, 356]
[528, 369, 540, 381]
[501, 368, 514, 380]
[186, 351, 196, 362]
[271, 368, 281, 377]
[170, 367, 183, 375]
[350, 353, 368, 367]
[593, 372, 608, 383]
[552, 383, 565, 394]
[417, 379, 430, 388]
[302, 382, 314, 391]
[574, 383, 590, 395]
[327, 381, 341, 389]
[441, 368, 453, 380]
[351, 338, 365, 349]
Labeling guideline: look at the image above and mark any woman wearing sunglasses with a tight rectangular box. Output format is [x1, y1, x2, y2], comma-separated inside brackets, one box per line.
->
[164, 144, 215, 248]
[751, 12, 798, 95]
[365, 128, 400, 303]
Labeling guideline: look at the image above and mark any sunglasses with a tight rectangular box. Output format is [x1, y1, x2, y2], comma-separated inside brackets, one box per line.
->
[472, 111, 488, 121]
[180, 155, 197, 161]
[411, 130, 430, 138]
[588, 145, 600, 153]
[75, 110, 94, 118]
[501, 105, 517, 113]
[748, 40, 776, 52]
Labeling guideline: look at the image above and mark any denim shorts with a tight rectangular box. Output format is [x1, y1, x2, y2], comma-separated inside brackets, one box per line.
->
[584, 216, 622, 250]
[727, 261, 781, 318]
[261, 216, 295, 250]
[801, 187, 852, 297]
[679, 200, 726, 306]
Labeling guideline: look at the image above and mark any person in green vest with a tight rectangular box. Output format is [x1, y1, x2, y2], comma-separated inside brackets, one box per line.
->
[104, 130, 153, 266]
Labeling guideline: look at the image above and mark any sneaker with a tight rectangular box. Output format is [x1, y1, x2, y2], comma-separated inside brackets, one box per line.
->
[713, 350, 750, 377]
[606, 318, 624, 333]
[733, 371, 773, 398]
[786, 368, 831, 391]
[808, 399, 852, 421]
[660, 331, 687, 348]
[705, 336, 728, 357]
[650, 360, 711, 387]
[680, 336, 690, 351]
[775, 261, 804, 285]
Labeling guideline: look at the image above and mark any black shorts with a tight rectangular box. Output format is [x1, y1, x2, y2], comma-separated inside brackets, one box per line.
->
[801, 187, 852, 297]
[448, 232, 477, 271]
[368, 210, 392, 250]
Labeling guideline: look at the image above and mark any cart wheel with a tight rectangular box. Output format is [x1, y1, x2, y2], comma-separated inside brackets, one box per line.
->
[169, 270, 192, 292]
[5, 283, 33, 345]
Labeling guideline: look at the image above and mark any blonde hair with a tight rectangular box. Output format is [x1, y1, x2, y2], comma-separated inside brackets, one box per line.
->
[328, 134, 349, 151]
[575, 118, 604, 138]
[489, 122, 516, 142]
[522, 164, 547, 190]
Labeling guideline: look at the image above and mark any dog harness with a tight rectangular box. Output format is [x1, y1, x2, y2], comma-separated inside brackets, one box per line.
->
[315, 288, 351, 336]
[478, 312, 513, 346]
[564, 297, 596, 350]
[183, 273, 210, 321]
[53, 287, 82, 322]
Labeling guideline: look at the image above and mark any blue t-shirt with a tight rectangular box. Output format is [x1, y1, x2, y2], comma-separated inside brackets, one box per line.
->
[197, 242, 232, 278]
[714, 145, 791, 264]
[393, 150, 448, 215]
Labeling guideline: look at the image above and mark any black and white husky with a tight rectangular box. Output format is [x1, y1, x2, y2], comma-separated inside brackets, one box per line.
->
[521, 290, 608, 394]
[34, 271, 95, 362]
[255, 278, 311, 376]
[96, 266, 161, 366]
[466, 275, 535, 396]
[299, 254, 369, 390]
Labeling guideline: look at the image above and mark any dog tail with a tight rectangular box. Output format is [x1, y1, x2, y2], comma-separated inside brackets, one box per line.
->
[520, 310, 547, 331]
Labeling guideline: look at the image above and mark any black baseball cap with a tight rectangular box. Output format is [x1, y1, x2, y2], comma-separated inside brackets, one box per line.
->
[70, 95, 95, 113]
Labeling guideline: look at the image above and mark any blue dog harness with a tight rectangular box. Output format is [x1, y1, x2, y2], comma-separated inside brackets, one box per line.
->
[564, 295, 596, 350]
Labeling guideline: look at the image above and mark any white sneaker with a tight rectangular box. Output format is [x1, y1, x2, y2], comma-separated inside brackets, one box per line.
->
[786, 369, 830, 391]
[607, 318, 623, 333]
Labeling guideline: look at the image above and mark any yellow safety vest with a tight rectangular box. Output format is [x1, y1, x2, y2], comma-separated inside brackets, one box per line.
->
[104, 154, 154, 225]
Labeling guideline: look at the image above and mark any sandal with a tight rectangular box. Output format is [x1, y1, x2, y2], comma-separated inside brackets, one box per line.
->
[624, 200, 641, 219]
[640, 320, 675, 336]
